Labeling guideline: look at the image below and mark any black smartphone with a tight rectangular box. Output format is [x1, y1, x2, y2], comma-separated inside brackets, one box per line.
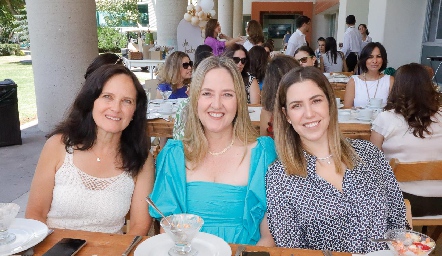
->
[242, 252, 271, 256]
[42, 238, 87, 256]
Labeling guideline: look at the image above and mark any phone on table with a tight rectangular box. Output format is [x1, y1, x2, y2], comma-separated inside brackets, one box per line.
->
[242, 252, 271, 256]
[42, 238, 87, 256]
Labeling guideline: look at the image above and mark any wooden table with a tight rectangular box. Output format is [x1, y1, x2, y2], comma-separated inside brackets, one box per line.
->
[32, 229, 351, 256]
[146, 119, 371, 141]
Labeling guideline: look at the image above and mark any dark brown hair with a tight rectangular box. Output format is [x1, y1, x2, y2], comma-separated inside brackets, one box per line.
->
[223, 44, 250, 86]
[385, 63, 441, 138]
[248, 46, 268, 82]
[246, 20, 264, 45]
[358, 42, 388, 73]
[262, 55, 299, 112]
[50, 65, 149, 176]
[205, 19, 218, 39]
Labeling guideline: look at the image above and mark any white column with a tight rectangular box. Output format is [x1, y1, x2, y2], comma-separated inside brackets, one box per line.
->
[27, 0, 98, 132]
[218, 0, 234, 37]
[154, 0, 187, 49]
[233, 0, 243, 37]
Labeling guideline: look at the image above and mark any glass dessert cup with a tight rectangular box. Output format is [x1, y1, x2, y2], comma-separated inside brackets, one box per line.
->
[160, 214, 204, 256]
[385, 229, 436, 256]
[0, 203, 20, 245]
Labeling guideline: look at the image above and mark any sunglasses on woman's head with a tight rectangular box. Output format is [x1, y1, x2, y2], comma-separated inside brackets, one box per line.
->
[232, 57, 247, 64]
[182, 61, 193, 69]
[297, 56, 313, 64]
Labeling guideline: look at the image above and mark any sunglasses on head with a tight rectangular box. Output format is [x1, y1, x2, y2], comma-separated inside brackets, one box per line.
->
[182, 61, 193, 69]
[232, 57, 247, 64]
[297, 56, 313, 64]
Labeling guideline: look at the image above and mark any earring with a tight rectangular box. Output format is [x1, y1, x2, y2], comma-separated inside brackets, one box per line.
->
[288, 120, 292, 124]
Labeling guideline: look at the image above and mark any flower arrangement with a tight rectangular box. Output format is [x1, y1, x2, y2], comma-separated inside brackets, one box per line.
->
[183, 0, 216, 29]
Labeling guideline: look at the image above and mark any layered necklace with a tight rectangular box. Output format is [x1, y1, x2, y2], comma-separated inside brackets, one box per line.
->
[316, 154, 333, 165]
[363, 72, 380, 101]
[208, 139, 234, 156]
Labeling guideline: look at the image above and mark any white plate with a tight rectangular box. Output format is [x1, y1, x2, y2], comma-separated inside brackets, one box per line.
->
[157, 110, 175, 115]
[0, 218, 49, 256]
[366, 105, 382, 109]
[337, 103, 344, 109]
[356, 117, 372, 122]
[364, 250, 394, 256]
[134, 232, 231, 256]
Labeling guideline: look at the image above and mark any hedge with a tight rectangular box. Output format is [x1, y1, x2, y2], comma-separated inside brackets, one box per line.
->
[0, 44, 24, 56]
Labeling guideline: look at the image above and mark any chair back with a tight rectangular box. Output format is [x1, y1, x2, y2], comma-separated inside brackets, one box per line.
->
[389, 158, 442, 182]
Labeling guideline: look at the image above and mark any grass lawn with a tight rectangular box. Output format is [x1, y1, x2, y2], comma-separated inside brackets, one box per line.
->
[0, 55, 153, 125]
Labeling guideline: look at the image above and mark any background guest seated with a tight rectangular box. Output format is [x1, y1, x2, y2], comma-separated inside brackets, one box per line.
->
[344, 42, 393, 108]
[155, 51, 192, 99]
[294, 46, 317, 68]
[149, 56, 277, 246]
[224, 44, 260, 104]
[260, 55, 299, 137]
[371, 63, 442, 217]
[25, 65, 154, 235]
[266, 66, 407, 254]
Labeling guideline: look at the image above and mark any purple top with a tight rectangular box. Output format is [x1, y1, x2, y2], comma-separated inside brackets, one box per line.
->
[204, 37, 226, 56]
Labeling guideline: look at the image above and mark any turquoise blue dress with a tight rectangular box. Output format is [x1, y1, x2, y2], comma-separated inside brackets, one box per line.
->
[149, 137, 276, 245]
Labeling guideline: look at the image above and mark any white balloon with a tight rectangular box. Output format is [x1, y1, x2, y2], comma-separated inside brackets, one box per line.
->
[184, 13, 192, 22]
[199, 20, 207, 28]
[191, 16, 200, 26]
[187, 4, 194, 11]
[199, 0, 214, 13]
[209, 10, 216, 17]
[198, 11, 205, 18]
[195, 5, 202, 12]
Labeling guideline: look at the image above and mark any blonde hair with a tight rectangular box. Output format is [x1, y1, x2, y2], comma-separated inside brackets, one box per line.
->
[183, 56, 258, 166]
[273, 66, 358, 177]
[157, 51, 191, 92]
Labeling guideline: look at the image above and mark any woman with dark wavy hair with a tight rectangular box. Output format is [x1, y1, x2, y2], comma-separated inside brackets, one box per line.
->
[223, 44, 260, 104]
[26, 64, 154, 235]
[371, 62, 442, 217]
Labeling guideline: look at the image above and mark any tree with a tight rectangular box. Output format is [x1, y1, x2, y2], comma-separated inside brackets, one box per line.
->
[0, 0, 25, 43]
[13, 8, 28, 47]
[95, 0, 139, 27]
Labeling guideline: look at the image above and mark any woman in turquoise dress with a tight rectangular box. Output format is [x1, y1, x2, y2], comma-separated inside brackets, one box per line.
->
[149, 56, 277, 246]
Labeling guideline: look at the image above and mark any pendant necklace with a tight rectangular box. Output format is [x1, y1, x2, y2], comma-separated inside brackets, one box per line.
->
[364, 72, 380, 101]
[316, 154, 333, 164]
[91, 149, 101, 162]
[209, 139, 234, 156]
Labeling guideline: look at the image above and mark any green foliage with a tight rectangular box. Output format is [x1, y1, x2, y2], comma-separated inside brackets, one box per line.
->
[97, 27, 127, 53]
[13, 8, 29, 46]
[0, 0, 25, 43]
[96, 0, 139, 27]
[0, 44, 23, 56]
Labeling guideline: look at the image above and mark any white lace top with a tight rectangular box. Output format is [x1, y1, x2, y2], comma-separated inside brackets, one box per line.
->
[46, 147, 135, 234]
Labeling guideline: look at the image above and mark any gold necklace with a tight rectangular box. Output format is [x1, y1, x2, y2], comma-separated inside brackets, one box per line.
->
[208, 139, 234, 156]
[316, 154, 333, 164]
[363, 72, 380, 101]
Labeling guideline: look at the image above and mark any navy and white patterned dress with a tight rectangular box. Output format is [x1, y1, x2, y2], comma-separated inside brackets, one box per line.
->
[265, 139, 407, 254]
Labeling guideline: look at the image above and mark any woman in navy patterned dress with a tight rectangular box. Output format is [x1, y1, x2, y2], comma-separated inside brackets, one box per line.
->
[265, 66, 407, 254]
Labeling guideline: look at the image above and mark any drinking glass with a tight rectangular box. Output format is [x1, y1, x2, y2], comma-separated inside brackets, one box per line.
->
[0, 203, 20, 245]
[160, 214, 204, 256]
[161, 90, 172, 101]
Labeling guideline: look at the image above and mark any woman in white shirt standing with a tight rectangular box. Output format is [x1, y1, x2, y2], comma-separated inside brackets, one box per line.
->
[371, 63, 442, 217]
[343, 42, 394, 108]
[358, 24, 372, 50]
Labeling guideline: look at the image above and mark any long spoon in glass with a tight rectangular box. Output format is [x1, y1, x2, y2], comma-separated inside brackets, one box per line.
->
[145, 196, 173, 227]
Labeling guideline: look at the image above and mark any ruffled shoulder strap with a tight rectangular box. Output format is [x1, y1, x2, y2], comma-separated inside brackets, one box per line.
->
[242, 136, 277, 244]
[149, 140, 187, 220]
